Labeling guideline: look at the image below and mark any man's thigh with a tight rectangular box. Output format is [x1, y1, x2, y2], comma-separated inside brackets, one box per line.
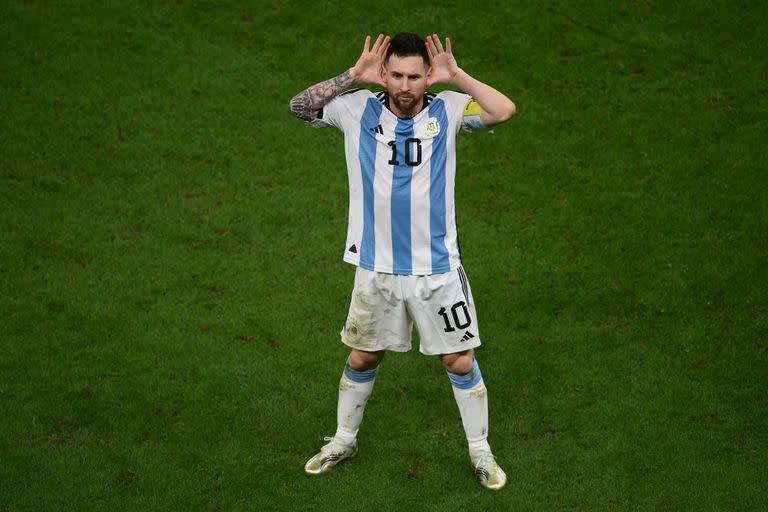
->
[340, 267, 413, 352]
[407, 266, 482, 356]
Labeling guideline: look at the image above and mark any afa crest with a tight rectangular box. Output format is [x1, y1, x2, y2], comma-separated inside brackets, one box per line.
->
[422, 118, 441, 138]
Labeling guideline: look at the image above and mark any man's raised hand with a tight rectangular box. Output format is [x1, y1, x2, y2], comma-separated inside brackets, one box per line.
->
[426, 33, 460, 87]
[350, 34, 390, 86]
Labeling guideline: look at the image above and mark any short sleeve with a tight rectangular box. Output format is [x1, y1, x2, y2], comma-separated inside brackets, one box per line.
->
[310, 97, 342, 129]
[308, 89, 371, 130]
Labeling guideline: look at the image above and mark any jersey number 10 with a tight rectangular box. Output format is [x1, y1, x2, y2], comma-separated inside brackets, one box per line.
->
[387, 138, 423, 166]
[438, 301, 472, 333]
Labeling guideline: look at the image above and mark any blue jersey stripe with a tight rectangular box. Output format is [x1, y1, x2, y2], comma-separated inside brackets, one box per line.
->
[391, 118, 414, 274]
[428, 99, 450, 272]
[358, 98, 383, 269]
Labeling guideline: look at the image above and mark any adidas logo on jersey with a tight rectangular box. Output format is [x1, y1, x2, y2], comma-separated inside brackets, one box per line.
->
[370, 124, 383, 135]
[348, 244, 357, 254]
[461, 331, 475, 342]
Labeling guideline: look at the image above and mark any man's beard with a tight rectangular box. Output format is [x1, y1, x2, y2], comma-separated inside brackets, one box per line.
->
[392, 93, 421, 116]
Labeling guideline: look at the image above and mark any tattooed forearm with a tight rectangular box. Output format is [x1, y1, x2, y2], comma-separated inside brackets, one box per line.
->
[290, 69, 355, 121]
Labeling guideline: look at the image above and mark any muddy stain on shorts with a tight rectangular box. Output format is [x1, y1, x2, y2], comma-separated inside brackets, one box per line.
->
[342, 290, 377, 347]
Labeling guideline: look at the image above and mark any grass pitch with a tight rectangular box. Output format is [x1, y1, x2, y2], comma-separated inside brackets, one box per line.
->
[1, 1, 766, 510]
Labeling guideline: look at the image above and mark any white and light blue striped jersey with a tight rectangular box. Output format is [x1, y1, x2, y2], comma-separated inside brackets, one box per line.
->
[312, 89, 478, 275]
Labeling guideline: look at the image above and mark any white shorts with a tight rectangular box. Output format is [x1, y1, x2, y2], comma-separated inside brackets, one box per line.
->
[340, 266, 482, 356]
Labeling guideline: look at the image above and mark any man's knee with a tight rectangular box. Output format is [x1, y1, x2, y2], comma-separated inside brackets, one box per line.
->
[348, 349, 385, 371]
[441, 349, 475, 375]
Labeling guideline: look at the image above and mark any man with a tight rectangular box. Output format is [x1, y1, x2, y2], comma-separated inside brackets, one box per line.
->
[289, 32, 515, 490]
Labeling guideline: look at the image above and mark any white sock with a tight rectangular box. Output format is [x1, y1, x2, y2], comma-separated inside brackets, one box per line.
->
[334, 361, 378, 446]
[447, 358, 492, 461]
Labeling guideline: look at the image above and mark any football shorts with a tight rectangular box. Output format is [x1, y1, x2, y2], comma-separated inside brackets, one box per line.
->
[340, 266, 482, 355]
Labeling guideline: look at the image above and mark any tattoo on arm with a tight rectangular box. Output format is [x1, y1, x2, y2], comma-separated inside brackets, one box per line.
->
[290, 69, 355, 121]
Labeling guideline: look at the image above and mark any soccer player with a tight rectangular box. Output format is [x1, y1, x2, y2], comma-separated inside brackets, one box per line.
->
[289, 32, 516, 490]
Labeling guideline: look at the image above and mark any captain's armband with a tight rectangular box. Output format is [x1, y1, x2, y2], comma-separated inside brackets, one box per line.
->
[461, 99, 485, 132]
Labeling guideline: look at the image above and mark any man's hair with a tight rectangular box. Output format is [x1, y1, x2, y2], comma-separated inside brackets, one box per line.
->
[385, 32, 430, 68]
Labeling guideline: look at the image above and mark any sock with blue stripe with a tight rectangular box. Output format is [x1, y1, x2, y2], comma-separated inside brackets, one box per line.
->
[448, 358, 492, 460]
[333, 361, 378, 446]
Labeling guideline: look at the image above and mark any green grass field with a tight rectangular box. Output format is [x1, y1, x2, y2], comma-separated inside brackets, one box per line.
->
[1, 1, 766, 510]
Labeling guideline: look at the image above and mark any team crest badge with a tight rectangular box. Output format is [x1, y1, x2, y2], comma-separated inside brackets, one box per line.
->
[422, 118, 441, 138]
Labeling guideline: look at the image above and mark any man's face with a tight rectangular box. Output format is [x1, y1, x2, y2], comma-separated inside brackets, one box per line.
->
[382, 54, 430, 118]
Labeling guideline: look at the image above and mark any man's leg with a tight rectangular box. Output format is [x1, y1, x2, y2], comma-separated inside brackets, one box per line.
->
[305, 349, 385, 475]
[334, 349, 385, 445]
[442, 349, 507, 490]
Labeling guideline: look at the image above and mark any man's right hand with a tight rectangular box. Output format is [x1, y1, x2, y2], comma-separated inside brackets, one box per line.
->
[350, 34, 390, 86]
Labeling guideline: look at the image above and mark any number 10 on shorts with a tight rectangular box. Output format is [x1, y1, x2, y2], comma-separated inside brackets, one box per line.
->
[438, 301, 472, 333]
